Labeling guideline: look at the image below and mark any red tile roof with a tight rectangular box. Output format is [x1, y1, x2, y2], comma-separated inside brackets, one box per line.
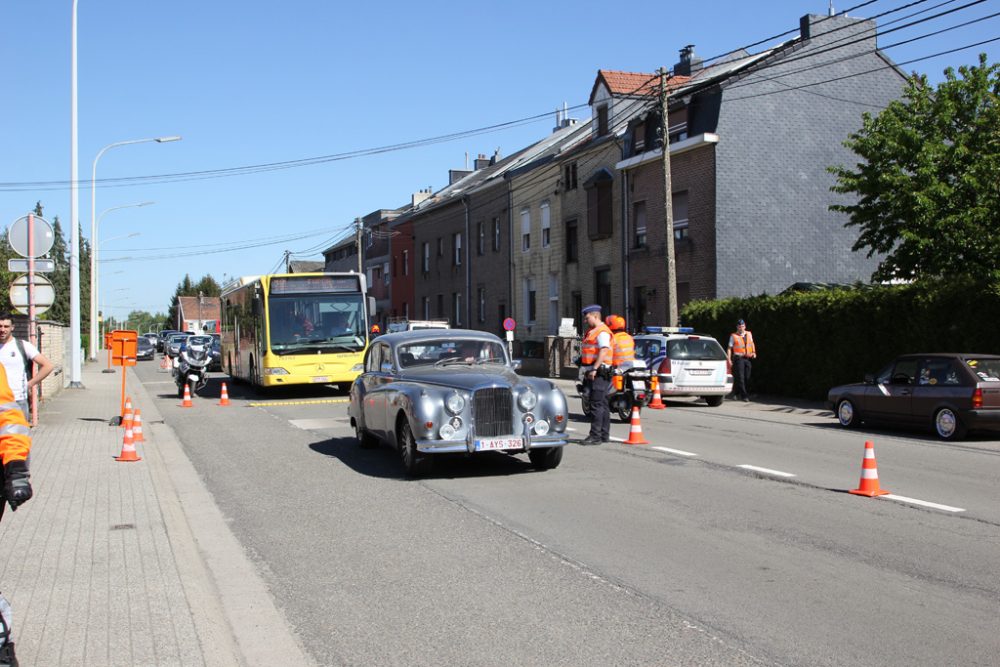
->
[177, 295, 221, 321]
[589, 70, 691, 104]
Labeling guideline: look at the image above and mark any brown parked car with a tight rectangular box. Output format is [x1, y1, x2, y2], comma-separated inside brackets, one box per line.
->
[827, 353, 1000, 440]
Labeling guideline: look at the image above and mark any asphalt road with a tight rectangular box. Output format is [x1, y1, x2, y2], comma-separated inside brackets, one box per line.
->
[137, 362, 1000, 666]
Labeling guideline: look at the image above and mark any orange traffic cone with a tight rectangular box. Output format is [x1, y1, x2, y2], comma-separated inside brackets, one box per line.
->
[648, 375, 666, 410]
[132, 409, 145, 443]
[849, 440, 890, 497]
[160, 355, 169, 370]
[218, 382, 230, 406]
[180, 384, 193, 408]
[115, 423, 142, 462]
[623, 405, 650, 445]
[122, 401, 134, 430]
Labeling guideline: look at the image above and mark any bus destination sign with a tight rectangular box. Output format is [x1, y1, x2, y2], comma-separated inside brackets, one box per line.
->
[271, 275, 361, 294]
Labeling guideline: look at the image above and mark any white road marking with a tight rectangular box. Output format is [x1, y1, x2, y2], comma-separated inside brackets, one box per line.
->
[882, 494, 965, 513]
[737, 464, 796, 478]
[650, 446, 698, 457]
[288, 418, 350, 430]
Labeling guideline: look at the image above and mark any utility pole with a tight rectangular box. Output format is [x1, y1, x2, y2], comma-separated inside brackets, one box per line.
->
[659, 67, 679, 327]
[355, 217, 363, 275]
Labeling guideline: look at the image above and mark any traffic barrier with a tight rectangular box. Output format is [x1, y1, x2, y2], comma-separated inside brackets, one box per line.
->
[122, 401, 134, 430]
[180, 384, 193, 408]
[648, 376, 666, 410]
[132, 409, 145, 443]
[849, 440, 890, 497]
[218, 382, 231, 406]
[623, 405, 650, 445]
[115, 423, 142, 462]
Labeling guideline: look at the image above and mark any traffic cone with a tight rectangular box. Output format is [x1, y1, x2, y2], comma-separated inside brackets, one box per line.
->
[648, 375, 666, 410]
[122, 401, 134, 430]
[180, 384, 193, 408]
[623, 405, 650, 445]
[849, 440, 890, 497]
[115, 423, 142, 462]
[218, 382, 231, 406]
[160, 355, 169, 370]
[132, 409, 145, 443]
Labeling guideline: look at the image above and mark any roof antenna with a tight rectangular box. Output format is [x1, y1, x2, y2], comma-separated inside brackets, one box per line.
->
[828, 0, 835, 16]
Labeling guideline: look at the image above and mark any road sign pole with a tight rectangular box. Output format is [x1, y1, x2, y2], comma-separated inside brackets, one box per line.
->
[28, 214, 37, 425]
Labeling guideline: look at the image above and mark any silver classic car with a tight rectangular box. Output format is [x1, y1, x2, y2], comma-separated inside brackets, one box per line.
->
[349, 329, 569, 476]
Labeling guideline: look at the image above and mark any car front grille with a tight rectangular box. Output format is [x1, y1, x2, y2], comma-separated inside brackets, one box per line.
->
[474, 387, 514, 437]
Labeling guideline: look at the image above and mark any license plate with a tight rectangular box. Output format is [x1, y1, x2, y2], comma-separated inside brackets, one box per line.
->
[312, 376, 329, 383]
[632, 380, 646, 390]
[475, 436, 523, 451]
[688, 369, 712, 376]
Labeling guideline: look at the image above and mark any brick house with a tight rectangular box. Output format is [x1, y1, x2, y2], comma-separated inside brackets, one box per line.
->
[177, 295, 221, 333]
[616, 13, 907, 327]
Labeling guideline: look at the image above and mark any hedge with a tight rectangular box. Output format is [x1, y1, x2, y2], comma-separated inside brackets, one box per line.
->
[680, 278, 1000, 401]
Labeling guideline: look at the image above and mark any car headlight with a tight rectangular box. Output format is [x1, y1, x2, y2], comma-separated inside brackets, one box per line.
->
[445, 393, 466, 415]
[439, 423, 457, 439]
[517, 388, 537, 411]
[533, 420, 550, 435]
[264, 367, 290, 375]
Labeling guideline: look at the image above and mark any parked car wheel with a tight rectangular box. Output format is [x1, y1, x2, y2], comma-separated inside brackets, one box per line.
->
[355, 421, 378, 449]
[704, 396, 723, 407]
[836, 399, 861, 428]
[528, 446, 563, 470]
[398, 418, 431, 477]
[933, 407, 966, 441]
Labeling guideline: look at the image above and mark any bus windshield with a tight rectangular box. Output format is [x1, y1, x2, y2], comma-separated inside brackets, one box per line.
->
[268, 293, 366, 354]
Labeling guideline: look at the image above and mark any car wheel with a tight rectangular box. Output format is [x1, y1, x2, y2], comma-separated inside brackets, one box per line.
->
[398, 419, 431, 477]
[837, 399, 861, 428]
[355, 420, 378, 449]
[528, 446, 563, 470]
[705, 396, 723, 407]
[934, 407, 966, 440]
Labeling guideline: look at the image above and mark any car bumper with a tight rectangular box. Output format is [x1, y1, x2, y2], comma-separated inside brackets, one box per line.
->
[657, 375, 733, 396]
[416, 432, 568, 454]
[962, 409, 1000, 430]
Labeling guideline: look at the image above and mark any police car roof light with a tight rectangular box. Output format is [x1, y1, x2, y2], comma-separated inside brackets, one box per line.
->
[644, 326, 694, 334]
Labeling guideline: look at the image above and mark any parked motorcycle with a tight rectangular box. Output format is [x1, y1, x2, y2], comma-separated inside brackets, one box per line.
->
[173, 335, 213, 398]
[577, 360, 652, 422]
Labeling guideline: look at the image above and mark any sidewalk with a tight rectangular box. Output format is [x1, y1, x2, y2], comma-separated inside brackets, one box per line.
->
[0, 362, 312, 666]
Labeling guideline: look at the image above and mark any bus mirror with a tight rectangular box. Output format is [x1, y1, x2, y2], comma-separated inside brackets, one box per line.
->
[368, 296, 376, 319]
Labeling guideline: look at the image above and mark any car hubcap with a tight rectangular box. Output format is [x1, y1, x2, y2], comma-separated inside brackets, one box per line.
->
[937, 410, 956, 437]
[838, 401, 853, 425]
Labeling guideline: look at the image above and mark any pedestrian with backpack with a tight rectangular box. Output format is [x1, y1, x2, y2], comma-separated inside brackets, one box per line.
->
[0, 314, 55, 421]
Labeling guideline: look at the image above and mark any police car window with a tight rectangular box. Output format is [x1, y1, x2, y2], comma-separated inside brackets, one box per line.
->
[635, 339, 661, 358]
[667, 338, 726, 361]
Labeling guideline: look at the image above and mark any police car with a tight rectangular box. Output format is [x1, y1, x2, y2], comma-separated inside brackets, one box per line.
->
[633, 327, 734, 406]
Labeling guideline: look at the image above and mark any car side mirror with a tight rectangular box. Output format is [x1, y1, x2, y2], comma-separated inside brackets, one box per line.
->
[864, 373, 875, 384]
[380, 362, 394, 373]
[511, 359, 523, 371]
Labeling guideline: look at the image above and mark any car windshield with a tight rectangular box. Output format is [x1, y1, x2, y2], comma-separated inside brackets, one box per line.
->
[397, 339, 507, 368]
[188, 335, 213, 347]
[268, 293, 366, 354]
[966, 358, 1000, 382]
[666, 337, 726, 361]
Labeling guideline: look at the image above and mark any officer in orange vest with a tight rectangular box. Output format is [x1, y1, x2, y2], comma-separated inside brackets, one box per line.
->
[606, 315, 635, 368]
[580, 304, 613, 445]
[0, 363, 33, 521]
[727, 318, 757, 402]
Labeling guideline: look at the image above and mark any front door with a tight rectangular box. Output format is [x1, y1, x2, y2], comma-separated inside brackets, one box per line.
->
[866, 358, 917, 422]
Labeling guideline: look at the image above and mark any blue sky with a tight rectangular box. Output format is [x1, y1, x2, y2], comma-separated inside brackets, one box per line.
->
[1, 0, 997, 321]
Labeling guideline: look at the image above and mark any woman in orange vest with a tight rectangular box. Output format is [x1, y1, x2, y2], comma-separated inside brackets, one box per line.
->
[0, 363, 32, 520]
[580, 304, 613, 445]
[726, 318, 757, 402]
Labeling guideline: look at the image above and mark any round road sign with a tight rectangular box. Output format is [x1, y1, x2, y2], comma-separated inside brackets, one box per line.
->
[9, 274, 55, 316]
[8, 215, 55, 259]
[503, 317, 516, 331]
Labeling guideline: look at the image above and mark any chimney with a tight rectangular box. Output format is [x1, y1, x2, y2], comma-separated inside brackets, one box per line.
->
[412, 189, 432, 207]
[474, 153, 491, 170]
[489, 147, 501, 166]
[449, 169, 473, 184]
[674, 44, 703, 76]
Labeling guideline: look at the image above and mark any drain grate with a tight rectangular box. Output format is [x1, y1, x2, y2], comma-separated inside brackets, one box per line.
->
[110, 523, 135, 531]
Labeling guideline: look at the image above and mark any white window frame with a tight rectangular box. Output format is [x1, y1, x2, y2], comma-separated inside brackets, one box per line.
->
[521, 207, 531, 252]
[541, 201, 551, 248]
[454, 232, 462, 266]
[422, 242, 430, 273]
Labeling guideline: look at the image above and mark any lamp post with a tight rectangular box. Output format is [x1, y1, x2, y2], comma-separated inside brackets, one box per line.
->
[89, 135, 180, 360]
[88, 201, 151, 359]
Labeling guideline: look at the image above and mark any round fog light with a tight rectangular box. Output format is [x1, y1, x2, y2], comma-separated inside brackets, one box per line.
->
[533, 420, 550, 435]
[439, 423, 456, 439]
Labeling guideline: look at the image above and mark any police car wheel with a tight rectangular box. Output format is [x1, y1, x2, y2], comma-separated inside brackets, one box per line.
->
[837, 399, 860, 428]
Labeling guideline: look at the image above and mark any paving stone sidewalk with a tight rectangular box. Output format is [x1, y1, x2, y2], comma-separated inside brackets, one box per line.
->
[0, 362, 312, 666]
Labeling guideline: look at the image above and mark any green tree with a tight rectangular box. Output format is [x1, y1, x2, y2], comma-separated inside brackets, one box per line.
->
[829, 54, 1000, 282]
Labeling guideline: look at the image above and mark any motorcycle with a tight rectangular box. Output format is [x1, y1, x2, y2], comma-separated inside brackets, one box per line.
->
[577, 359, 652, 422]
[173, 335, 213, 398]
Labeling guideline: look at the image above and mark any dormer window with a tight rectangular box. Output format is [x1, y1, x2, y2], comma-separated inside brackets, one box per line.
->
[633, 122, 645, 153]
[597, 104, 609, 136]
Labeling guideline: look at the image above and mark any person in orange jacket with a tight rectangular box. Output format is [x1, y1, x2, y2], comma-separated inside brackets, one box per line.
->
[727, 318, 757, 402]
[0, 363, 32, 519]
[606, 315, 635, 369]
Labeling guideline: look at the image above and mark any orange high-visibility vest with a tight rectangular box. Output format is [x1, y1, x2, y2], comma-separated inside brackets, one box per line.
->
[730, 331, 756, 357]
[0, 365, 31, 464]
[581, 323, 613, 365]
[611, 331, 636, 367]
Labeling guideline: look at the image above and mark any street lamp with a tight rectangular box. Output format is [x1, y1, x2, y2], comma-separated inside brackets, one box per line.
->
[89, 134, 180, 361]
[88, 202, 152, 359]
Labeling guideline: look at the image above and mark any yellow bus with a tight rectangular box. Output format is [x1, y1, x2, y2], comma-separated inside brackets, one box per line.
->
[221, 272, 373, 387]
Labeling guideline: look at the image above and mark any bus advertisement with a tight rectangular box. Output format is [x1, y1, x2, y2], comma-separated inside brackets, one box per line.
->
[221, 272, 373, 387]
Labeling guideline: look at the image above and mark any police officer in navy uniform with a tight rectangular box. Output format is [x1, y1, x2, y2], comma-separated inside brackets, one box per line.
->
[580, 304, 614, 445]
